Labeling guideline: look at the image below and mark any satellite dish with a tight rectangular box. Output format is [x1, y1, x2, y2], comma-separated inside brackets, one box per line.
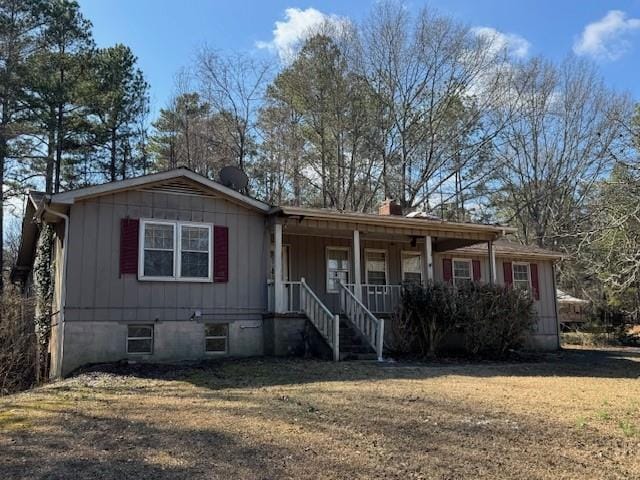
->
[219, 165, 249, 192]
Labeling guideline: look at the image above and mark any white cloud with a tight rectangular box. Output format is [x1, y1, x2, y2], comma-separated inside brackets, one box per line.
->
[471, 26, 531, 59]
[256, 7, 348, 63]
[573, 10, 640, 60]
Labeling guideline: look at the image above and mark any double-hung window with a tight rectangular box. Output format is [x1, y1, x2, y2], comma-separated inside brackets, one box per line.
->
[452, 259, 472, 287]
[512, 263, 531, 292]
[140, 220, 212, 281]
[326, 247, 350, 292]
[402, 252, 423, 283]
[365, 250, 388, 285]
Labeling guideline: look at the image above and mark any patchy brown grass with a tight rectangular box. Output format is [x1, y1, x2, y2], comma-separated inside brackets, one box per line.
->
[1, 347, 639, 479]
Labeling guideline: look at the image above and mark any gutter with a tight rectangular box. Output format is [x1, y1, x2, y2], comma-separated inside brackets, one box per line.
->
[42, 202, 70, 378]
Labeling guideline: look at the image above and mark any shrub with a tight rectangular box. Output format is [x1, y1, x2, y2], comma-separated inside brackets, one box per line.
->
[393, 282, 459, 357]
[458, 283, 535, 358]
[393, 282, 535, 359]
[0, 288, 37, 395]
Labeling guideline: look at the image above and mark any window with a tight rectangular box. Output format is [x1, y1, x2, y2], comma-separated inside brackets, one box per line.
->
[452, 259, 472, 286]
[181, 225, 210, 278]
[513, 263, 531, 291]
[326, 247, 350, 292]
[402, 252, 422, 283]
[143, 222, 174, 277]
[140, 220, 212, 281]
[365, 250, 387, 285]
[127, 325, 153, 354]
[205, 323, 228, 353]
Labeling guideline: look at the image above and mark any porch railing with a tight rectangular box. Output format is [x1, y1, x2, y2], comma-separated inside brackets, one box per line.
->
[300, 278, 340, 361]
[268, 278, 339, 361]
[339, 282, 384, 361]
[267, 280, 303, 313]
[345, 284, 402, 314]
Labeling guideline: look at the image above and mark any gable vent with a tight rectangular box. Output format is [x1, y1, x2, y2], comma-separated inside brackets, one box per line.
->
[138, 178, 217, 198]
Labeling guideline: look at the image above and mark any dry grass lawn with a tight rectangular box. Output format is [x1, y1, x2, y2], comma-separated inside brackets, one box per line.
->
[1, 346, 639, 479]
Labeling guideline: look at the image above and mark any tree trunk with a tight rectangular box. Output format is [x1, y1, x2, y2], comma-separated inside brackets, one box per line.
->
[110, 129, 117, 182]
[45, 118, 56, 194]
[0, 134, 5, 293]
[54, 103, 64, 193]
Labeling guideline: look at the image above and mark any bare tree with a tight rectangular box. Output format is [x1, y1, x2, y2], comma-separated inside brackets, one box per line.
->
[196, 48, 271, 171]
[357, 2, 515, 214]
[490, 56, 632, 246]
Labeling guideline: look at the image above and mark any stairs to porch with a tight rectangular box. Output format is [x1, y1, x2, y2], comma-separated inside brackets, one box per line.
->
[339, 316, 377, 361]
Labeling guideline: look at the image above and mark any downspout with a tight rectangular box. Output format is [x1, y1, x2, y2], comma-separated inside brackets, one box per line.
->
[551, 261, 561, 350]
[43, 203, 69, 378]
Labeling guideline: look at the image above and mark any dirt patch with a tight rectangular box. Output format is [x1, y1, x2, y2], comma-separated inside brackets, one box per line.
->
[1, 347, 639, 479]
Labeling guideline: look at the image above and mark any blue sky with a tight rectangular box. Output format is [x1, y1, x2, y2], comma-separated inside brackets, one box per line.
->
[78, 0, 640, 115]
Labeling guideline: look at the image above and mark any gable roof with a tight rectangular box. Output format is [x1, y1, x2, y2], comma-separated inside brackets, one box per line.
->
[49, 168, 270, 212]
[557, 289, 589, 305]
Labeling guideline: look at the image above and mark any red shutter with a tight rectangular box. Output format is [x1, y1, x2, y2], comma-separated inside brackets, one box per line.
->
[530, 263, 540, 300]
[120, 218, 139, 276]
[443, 258, 453, 283]
[503, 262, 513, 288]
[472, 260, 481, 282]
[213, 225, 229, 282]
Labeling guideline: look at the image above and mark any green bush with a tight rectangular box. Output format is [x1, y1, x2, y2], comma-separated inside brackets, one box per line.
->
[393, 282, 535, 359]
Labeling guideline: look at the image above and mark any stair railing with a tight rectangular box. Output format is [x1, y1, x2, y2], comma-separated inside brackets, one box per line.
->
[300, 277, 340, 361]
[338, 281, 384, 361]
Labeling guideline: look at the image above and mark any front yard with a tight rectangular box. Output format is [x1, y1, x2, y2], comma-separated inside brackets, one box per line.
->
[1, 347, 639, 479]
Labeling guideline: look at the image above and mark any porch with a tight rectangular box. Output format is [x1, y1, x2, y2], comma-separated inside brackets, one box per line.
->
[266, 207, 508, 361]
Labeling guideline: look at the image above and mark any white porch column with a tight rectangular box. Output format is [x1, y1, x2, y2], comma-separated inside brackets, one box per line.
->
[353, 229, 362, 300]
[424, 235, 434, 282]
[488, 240, 496, 285]
[274, 223, 284, 313]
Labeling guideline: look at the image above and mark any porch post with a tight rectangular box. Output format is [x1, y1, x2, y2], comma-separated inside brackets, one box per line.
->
[425, 235, 434, 282]
[274, 223, 284, 313]
[488, 240, 496, 285]
[353, 229, 362, 300]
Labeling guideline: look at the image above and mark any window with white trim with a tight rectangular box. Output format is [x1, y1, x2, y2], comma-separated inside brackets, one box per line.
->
[365, 250, 387, 285]
[205, 323, 228, 353]
[326, 247, 350, 292]
[127, 325, 153, 354]
[402, 251, 422, 283]
[452, 259, 472, 286]
[513, 263, 531, 292]
[140, 220, 212, 281]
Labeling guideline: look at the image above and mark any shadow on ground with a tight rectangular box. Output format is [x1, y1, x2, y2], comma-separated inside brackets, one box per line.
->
[70, 345, 640, 392]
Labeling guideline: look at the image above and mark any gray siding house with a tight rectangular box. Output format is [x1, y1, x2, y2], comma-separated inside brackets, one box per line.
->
[12, 169, 562, 377]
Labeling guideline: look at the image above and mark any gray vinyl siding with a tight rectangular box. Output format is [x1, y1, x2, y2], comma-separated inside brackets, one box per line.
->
[64, 190, 268, 324]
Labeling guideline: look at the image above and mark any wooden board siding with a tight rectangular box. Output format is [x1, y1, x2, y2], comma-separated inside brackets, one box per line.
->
[435, 252, 558, 337]
[284, 234, 558, 340]
[64, 190, 268, 323]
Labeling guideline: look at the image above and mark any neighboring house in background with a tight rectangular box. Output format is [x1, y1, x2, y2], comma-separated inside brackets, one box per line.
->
[11, 168, 563, 377]
[557, 290, 590, 326]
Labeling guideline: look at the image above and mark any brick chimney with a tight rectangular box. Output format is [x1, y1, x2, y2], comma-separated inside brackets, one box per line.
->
[378, 199, 403, 216]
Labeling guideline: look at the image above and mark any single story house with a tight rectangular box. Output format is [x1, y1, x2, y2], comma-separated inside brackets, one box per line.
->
[12, 168, 562, 377]
[557, 290, 590, 326]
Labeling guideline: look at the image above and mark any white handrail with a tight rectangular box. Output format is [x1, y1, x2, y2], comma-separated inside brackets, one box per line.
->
[300, 278, 340, 361]
[339, 282, 384, 361]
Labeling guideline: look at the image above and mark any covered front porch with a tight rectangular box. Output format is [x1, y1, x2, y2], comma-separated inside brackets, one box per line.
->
[266, 206, 509, 361]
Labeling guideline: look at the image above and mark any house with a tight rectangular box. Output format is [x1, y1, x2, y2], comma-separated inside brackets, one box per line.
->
[11, 168, 563, 377]
[556, 290, 589, 326]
